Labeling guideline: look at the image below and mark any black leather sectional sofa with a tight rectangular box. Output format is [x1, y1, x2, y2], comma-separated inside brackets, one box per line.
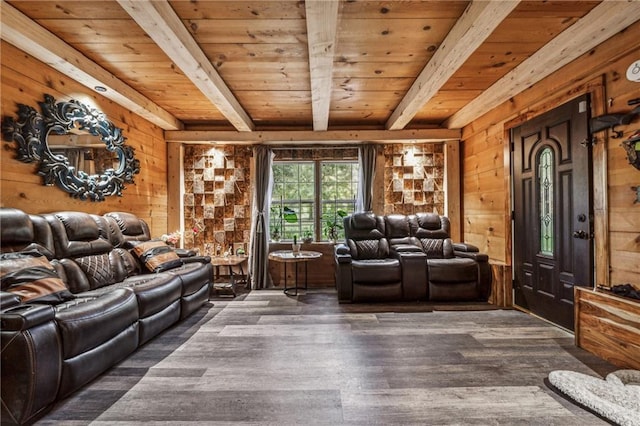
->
[335, 212, 492, 303]
[0, 208, 213, 425]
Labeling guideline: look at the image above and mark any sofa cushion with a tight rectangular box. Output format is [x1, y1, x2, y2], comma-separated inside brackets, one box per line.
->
[349, 239, 390, 260]
[132, 240, 183, 272]
[0, 208, 55, 258]
[54, 287, 138, 359]
[419, 238, 454, 259]
[428, 257, 478, 282]
[351, 212, 377, 230]
[45, 212, 113, 258]
[0, 251, 75, 304]
[412, 213, 450, 239]
[105, 212, 151, 242]
[351, 258, 401, 283]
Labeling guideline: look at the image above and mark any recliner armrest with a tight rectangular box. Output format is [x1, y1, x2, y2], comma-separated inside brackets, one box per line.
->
[1, 304, 55, 331]
[335, 243, 352, 264]
[454, 250, 489, 263]
[0, 291, 21, 310]
[334, 243, 353, 303]
[181, 255, 212, 264]
[453, 242, 479, 253]
[174, 248, 198, 258]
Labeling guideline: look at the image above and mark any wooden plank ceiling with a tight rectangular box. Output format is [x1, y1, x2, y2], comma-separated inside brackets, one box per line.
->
[2, 0, 639, 143]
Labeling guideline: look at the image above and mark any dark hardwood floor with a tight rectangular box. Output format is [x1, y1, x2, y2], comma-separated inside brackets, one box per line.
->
[37, 289, 615, 425]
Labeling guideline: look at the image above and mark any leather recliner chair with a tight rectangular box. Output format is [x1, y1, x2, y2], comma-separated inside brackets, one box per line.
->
[0, 208, 213, 425]
[410, 213, 492, 301]
[334, 212, 492, 303]
[335, 212, 427, 302]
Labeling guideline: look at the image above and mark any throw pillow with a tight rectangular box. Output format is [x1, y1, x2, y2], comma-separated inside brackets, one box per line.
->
[132, 240, 183, 273]
[0, 250, 75, 304]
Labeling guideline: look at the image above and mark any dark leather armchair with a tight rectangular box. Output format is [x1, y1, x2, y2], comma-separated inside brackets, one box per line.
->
[335, 213, 401, 302]
[334, 212, 492, 303]
[335, 213, 427, 302]
[411, 213, 491, 301]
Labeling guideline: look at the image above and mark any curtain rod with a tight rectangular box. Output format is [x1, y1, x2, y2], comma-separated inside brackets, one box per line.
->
[270, 145, 360, 151]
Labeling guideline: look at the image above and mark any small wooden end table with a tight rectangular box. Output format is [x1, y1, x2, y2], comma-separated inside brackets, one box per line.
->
[210, 255, 248, 298]
[268, 250, 322, 296]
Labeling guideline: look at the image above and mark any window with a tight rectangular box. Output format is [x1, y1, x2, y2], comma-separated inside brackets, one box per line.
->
[538, 147, 554, 255]
[271, 161, 359, 241]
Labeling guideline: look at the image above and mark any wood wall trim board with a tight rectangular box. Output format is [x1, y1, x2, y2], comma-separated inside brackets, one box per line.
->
[590, 78, 609, 290]
[445, 140, 461, 242]
[167, 143, 183, 238]
[165, 128, 461, 144]
[489, 262, 512, 308]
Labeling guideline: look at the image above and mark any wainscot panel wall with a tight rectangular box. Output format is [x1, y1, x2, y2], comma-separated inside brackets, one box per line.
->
[0, 42, 169, 236]
[461, 21, 640, 291]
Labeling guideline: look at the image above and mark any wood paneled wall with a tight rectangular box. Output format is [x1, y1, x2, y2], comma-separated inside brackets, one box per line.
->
[0, 42, 169, 236]
[461, 21, 640, 290]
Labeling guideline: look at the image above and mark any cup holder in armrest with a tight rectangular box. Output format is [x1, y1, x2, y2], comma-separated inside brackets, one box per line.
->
[1, 304, 56, 331]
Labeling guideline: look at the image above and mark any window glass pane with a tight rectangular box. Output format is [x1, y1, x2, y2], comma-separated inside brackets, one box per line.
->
[538, 147, 554, 255]
[271, 162, 314, 241]
[321, 161, 359, 242]
[271, 160, 358, 242]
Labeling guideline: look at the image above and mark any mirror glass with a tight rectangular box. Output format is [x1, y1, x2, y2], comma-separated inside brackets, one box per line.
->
[2, 94, 140, 201]
[48, 130, 121, 176]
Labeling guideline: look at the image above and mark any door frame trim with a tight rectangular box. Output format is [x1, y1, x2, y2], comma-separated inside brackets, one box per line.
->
[505, 76, 608, 294]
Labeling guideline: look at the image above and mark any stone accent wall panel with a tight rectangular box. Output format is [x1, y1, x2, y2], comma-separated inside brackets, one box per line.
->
[184, 145, 252, 255]
[383, 143, 444, 216]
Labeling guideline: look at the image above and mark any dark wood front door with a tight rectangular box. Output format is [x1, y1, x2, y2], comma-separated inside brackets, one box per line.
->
[512, 94, 593, 331]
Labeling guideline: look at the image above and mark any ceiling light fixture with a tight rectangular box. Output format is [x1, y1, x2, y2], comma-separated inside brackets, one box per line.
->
[94, 86, 107, 93]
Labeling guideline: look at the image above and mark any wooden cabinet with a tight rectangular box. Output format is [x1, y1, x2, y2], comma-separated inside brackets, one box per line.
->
[574, 287, 640, 369]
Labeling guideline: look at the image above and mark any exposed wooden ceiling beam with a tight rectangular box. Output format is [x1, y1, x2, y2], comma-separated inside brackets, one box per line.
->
[165, 128, 461, 145]
[117, 0, 255, 132]
[445, 0, 640, 129]
[305, 0, 340, 131]
[0, 1, 182, 131]
[386, 0, 520, 130]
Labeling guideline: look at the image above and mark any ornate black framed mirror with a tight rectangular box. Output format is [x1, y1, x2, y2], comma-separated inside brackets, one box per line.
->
[2, 94, 140, 201]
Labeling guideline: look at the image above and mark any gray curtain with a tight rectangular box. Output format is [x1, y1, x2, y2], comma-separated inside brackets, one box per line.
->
[248, 146, 275, 290]
[355, 144, 376, 212]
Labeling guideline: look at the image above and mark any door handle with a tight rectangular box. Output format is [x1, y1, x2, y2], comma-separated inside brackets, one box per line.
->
[573, 230, 590, 240]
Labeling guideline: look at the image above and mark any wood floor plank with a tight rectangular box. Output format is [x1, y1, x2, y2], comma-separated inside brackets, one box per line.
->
[36, 290, 614, 425]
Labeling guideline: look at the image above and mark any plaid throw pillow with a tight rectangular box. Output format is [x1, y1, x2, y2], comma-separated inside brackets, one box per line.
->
[0, 250, 75, 304]
[132, 240, 183, 273]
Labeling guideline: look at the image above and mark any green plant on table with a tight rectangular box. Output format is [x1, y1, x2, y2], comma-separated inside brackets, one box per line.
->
[270, 205, 298, 241]
[323, 209, 347, 243]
